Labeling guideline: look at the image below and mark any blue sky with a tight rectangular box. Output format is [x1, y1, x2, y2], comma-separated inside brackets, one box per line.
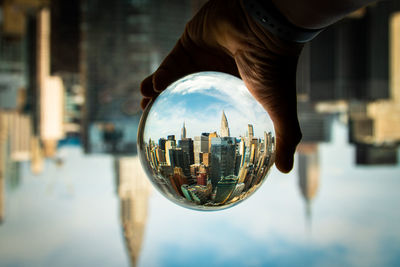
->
[139, 119, 400, 267]
[0, 118, 400, 266]
[143, 72, 275, 142]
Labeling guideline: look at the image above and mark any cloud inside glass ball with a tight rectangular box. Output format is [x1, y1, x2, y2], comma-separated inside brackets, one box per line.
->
[144, 72, 274, 141]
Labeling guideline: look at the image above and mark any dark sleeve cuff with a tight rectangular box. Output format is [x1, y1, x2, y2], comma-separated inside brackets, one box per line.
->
[242, 0, 324, 43]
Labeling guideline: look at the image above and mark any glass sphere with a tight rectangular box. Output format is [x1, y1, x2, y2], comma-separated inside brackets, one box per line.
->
[138, 72, 276, 211]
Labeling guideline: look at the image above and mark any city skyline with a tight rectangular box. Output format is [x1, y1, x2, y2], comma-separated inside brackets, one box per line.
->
[1, 0, 400, 266]
[141, 110, 275, 209]
[143, 72, 275, 142]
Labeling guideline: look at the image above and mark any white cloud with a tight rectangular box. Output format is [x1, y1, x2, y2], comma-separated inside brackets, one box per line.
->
[143, 72, 275, 141]
[139, 119, 400, 266]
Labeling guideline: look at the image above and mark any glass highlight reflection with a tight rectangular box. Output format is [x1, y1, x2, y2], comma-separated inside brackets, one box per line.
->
[138, 72, 276, 210]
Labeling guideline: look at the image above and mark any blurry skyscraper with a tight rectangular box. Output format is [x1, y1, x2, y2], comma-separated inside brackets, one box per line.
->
[5, 112, 32, 161]
[0, 112, 7, 223]
[149, 0, 193, 59]
[117, 156, 151, 267]
[356, 144, 398, 165]
[297, 144, 320, 228]
[35, 8, 66, 157]
[0, 167, 3, 224]
[297, 101, 331, 143]
[82, 0, 195, 155]
[0, 0, 28, 110]
[158, 138, 166, 151]
[247, 124, 254, 140]
[50, 0, 80, 74]
[297, 1, 400, 102]
[347, 10, 400, 164]
[82, 0, 154, 154]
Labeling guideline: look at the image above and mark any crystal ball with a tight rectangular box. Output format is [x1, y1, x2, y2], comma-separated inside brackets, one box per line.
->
[138, 71, 276, 211]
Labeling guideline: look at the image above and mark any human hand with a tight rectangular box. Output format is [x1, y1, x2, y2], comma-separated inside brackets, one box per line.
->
[140, 0, 304, 173]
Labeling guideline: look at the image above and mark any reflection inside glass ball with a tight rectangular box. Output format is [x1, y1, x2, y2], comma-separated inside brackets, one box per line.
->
[138, 72, 276, 211]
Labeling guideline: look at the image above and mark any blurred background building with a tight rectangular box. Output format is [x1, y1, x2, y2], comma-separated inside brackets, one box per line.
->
[0, 0, 399, 263]
[117, 157, 151, 267]
[297, 1, 400, 167]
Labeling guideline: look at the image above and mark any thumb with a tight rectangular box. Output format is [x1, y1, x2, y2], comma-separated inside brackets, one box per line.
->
[235, 50, 302, 173]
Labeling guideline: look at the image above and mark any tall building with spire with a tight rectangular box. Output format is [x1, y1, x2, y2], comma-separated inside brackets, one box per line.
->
[297, 144, 320, 230]
[181, 122, 186, 140]
[117, 157, 151, 267]
[220, 111, 230, 137]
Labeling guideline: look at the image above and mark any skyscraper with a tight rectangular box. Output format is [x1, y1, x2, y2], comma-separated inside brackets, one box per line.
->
[168, 148, 184, 168]
[220, 111, 230, 137]
[181, 122, 186, 140]
[0, 115, 5, 223]
[210, 137, 237, 188]
[158, 138, 166, 150]
[82, 0, 155, 154]
[197, 167, 208, 186]
[37, 8, 65, 157]
[264, 131, 274, 154]
[170, 167, 187, 196]
[297, 144, 320, 229]
[355, 12, 400, 146]
[208, 132, 218, 156]
[165, 136, 176, 166]
[214, 175, 238, 204]
[6, 112, 32, 161]
[178, 138, 194, 165]
[155, 147, 166, 164]
[0, 173, 3, 224]
[355, 144, 398, 165]
[247, 124, 254, 139]
[296, 2, 400, 102]
[194, 135, 208, 164]
[117, 157, 151, 267]
[297, 101, 331, 143]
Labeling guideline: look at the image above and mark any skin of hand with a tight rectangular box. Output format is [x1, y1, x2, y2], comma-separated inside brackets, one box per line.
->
[140, 0, 304, 173]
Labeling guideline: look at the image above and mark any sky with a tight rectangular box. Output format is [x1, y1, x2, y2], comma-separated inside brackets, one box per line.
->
[0, 119, 399, 267]
[0, 149, 129, 267]
[142, 72, 275, 142]
[139, 119, 400, 267]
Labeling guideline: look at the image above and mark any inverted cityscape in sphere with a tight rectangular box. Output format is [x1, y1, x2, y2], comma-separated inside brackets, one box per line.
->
[138, 72, 276, 210]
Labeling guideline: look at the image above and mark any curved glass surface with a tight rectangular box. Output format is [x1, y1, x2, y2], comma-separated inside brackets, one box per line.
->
[138, 72, 275, 210]
[0, 1, 400, 266]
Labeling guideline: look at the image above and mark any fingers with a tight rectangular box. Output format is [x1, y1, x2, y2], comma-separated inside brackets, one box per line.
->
[235, 50, 302, 173]
[152, 40, 199, 92]
[272, 109, 302, 173]
[257, 92, 302, 173]
[139, 39, 197, 110]
[140, 36, 206, 110]
[140, 33, 239, 110]
[140, 74, 156, 98]
[140, 97, 152, 110]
